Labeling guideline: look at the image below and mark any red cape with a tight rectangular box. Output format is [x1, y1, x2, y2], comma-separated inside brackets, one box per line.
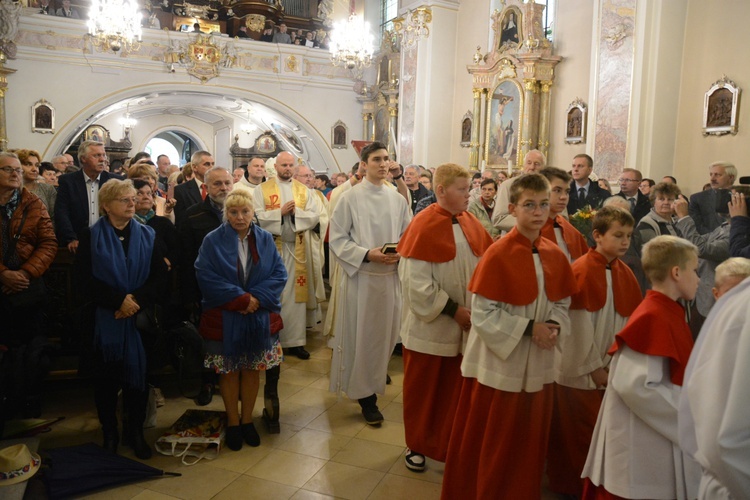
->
[541, 215, 589, 261]
[570, 248, 642, 317]
[468, 227, 577, 306]
[397, 203, 493, 262]
[609, 290, 694, 385]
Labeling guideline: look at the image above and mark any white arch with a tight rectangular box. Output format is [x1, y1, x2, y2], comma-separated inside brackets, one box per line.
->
[44, 82, 341, 173]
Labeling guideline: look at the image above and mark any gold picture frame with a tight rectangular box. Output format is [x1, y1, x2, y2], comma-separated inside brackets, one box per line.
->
[84, 125, 107, 144]
[703, 75, 741, 136]
[485, 78, 523, 169]
[332, 120, 348, 149]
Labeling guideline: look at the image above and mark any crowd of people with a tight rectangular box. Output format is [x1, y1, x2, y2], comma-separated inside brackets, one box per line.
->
[1, 140, 749, 499]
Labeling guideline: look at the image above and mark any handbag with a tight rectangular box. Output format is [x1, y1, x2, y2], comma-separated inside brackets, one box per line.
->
[3, 204, 47, 308]
[154, 409, 226, 465]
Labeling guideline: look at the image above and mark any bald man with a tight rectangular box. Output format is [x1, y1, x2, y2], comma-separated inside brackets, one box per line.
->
[254, 152, 323, 360]
[491, 149, 546, 232]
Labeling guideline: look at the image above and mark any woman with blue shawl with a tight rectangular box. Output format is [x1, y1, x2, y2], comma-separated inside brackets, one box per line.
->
[195, 187, 287, 451]
[74, 179, 167, 460]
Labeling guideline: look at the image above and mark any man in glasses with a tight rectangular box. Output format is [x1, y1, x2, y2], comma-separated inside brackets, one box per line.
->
[614, 168, 650, 224]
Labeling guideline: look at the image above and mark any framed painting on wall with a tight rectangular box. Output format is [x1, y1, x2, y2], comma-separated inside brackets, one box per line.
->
[460, 111, 472, 148]
[31, 99, 54, 134]
[332, 120, 348, 149]
[565, 98, 587, 144]
[84, 125, 107, 144]
[485, 79, 522, 168]
[703, 75, 741, 136]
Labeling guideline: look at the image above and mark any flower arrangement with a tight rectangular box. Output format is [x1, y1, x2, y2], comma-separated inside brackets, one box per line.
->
[569, 205, 597, 238]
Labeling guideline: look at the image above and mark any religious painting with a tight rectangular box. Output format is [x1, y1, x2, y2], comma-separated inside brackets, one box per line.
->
[270, 123, 303, 153]
[255, 133, 276, 154]
[565, 98, 587, 144]
[486, 79, 521, 167]
[460, 110, 473, 148]
[498, 7, 522, 52]
[31, 99, 54, 134]
[374, 108, 388, 143]
[84, 125, 107, 144]
[331, 120, 347, 149]
[703, 75, 741, 136]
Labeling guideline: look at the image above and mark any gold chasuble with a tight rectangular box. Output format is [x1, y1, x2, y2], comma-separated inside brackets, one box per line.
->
[261, 178, 309, 302]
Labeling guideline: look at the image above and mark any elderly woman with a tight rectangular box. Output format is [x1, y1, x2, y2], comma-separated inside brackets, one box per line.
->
[127, 163, 176, 223]
[39, 162, 60, 187]
[133, 179, 179, 272]
[195, 188, 286, 451]
[636, 181, 682, 248]
[0, 152, 57, 419]
[74, 179, 167, 459]
[15, 149, 56, 222]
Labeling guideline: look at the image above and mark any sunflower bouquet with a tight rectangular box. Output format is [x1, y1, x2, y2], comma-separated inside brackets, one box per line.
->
[569, 205, 597, 238]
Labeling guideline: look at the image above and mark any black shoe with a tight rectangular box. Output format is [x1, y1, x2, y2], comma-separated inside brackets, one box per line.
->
[263, 388, 281, 434]
[241, 422, 261, 447]
[286, 346, 310, 360]
[386, 374, 392, 385]
[361, 407, 384, 426]
[129, 430, 153, 460]
[226, 425, 243, 451]
[102, 428, 119, 454]
[393, 343, 403, 356]
[194, 383, 214, 406]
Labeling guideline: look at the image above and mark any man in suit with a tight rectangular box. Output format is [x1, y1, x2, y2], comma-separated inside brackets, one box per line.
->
[614, 168, 650, 224]
[567, 153, 610, 214]
[54, 141, 119, 253]
[173, 150, 215, 227]
[689, 161, 736, 235]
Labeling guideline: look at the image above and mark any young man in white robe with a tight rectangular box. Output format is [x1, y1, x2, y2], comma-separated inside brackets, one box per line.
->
[680, 257, 750, 500]
[328, 141, 412, 425]
[254, 151, 322, 360]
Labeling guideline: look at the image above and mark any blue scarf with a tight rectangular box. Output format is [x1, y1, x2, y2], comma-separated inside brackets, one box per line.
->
[91, 217, 155, 389]
[195, 223, 287, 358]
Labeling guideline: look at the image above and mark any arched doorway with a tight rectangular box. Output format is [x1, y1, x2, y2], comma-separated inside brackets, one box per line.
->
[145, 131, 201, 167]
[45, 83, 341, 175]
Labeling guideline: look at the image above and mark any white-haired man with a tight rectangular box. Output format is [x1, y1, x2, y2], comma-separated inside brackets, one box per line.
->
[491, 149, 546, 232]
[689, 161, 737, 234]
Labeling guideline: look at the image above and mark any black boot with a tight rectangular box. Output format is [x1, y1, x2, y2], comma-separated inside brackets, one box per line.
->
[358, 394, 383, 426]
[102, 426, 119, 454]
[262, 365, 281, 434]
[123, 387, 151, 459]
[126, 426, 153, 460]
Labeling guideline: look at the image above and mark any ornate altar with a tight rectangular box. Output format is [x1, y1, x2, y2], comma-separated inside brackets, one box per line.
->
[357, 31, 400, 155]
[467, 1, 561, 172]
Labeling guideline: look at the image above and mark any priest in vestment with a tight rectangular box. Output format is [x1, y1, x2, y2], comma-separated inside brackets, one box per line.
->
[293, 164, 328, 327]
[254, 151, 322, 360]
[328, 142, 412, 425]
[397, 163, 493, 472]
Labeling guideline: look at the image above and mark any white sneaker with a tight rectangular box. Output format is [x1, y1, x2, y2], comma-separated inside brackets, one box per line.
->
[404, 449, 426, 472]
[153, 387, 165, 407]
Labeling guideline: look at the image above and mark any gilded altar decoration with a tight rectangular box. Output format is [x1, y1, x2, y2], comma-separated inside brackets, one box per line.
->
[187, 34, 221, 81]
[460, 111, 473, 148]
[285, 55, 298, 73]
[32, 99, 54, 134]
[565, 98, 587, 144]
[703, 75, 741, 136]
[255, 133, 276, 154]
[486, 79, 522, 167]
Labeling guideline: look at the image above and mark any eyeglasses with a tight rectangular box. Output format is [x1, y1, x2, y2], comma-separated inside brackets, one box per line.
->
[0, 166, 22, 175]
[519, 201, 550, 212]
[618, 178, 638, 183]
[116, 197, 137, 204]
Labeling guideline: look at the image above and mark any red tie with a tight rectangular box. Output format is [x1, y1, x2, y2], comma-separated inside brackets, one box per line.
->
[201, 183, 207, 200]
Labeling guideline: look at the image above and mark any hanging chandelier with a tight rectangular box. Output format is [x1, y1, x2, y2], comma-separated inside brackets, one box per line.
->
[87, 0, 142, 54]
[240, 109, 257, 134]
[329, 14, 374, 70]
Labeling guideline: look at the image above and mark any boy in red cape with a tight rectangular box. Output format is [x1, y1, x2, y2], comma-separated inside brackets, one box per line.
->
[397, 163, 493, 472]
[441, 173, 577, 500]
[582, 235, 701, 499]
[539, 167, 589, 261]
[546, 206, 642, 497]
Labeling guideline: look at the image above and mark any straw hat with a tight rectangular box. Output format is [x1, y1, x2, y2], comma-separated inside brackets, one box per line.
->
[0, 444, 41, 486]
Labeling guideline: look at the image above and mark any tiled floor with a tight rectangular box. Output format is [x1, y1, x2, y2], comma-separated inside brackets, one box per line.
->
[31, 323, 560, 499]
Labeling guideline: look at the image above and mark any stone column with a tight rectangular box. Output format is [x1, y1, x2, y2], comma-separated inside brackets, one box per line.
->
[538, 80, 553, 159]
[521, 78, 538, 163]
[362, 112, 371, 141]
[0, 55, 16, 152]
[469, 88, 482, 170]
